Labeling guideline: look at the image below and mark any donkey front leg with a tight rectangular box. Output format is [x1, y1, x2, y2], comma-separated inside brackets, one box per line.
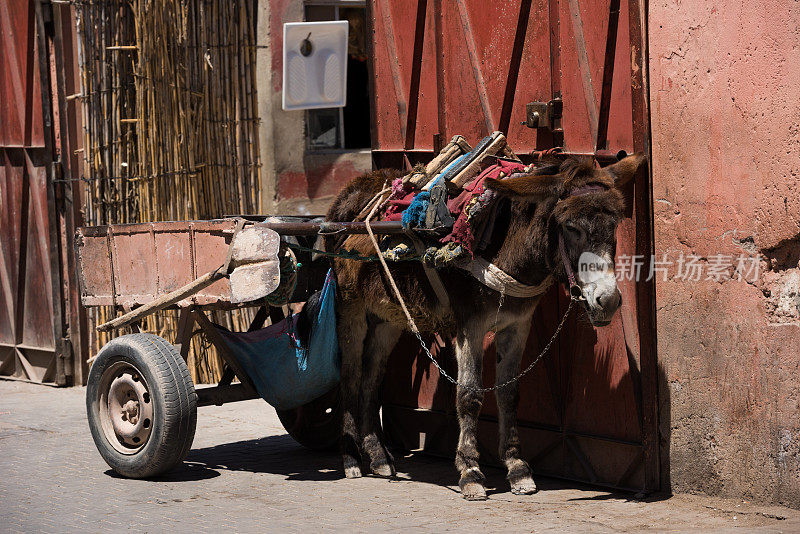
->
[359, 321, 402, 477]
[337, 302, 368, 478]
[495, 320, 537, 495]
[454, 326, 489, 500]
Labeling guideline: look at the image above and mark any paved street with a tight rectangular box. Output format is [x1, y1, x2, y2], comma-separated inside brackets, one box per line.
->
[1, 379, 798, 533]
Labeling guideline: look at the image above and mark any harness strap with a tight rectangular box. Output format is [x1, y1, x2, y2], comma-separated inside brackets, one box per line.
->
[558, 232, 576, 287]
[405, 231, 452, 310]
[461, 257, 553, 298]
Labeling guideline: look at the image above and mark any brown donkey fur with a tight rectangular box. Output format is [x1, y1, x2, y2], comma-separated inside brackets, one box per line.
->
[325, 154, 646, 500]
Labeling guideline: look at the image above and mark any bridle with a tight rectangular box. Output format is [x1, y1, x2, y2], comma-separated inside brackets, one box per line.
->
[556, 183, 608, 301]
[558, 233, 584, 300]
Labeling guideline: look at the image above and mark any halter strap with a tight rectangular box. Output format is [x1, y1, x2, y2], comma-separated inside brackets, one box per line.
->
[558, 232, 583, 299]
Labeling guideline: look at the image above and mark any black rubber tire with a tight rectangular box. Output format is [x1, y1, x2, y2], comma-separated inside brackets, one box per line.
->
[277, 387, 340, 451]
[86, 333, 197, 478]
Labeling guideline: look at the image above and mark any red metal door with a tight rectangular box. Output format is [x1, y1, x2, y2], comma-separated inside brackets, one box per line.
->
[0, 0, 79, 385]
[371, 0, 658, 491]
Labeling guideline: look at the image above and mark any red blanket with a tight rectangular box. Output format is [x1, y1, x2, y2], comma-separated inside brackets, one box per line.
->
[442, 159, 527, 256]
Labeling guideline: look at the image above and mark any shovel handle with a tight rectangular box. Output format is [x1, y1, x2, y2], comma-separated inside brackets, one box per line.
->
[96, 267, 224, 332]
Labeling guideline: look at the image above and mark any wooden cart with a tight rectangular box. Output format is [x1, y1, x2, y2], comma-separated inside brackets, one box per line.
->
[77, 216, 404, 478]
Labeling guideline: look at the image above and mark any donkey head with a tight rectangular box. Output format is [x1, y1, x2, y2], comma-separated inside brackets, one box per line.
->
[485, 153, 646, 327]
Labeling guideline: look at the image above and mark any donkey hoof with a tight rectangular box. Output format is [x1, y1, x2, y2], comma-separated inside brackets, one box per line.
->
[370, 461, 396, 478]
[343, 455, 362, 478]
[344, 465, 363, 478]
[509, 476, 538, 495]
[460, 481, 488, 501]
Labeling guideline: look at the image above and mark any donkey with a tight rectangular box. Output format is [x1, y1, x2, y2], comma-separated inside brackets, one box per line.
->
[323, 154, 645, 500]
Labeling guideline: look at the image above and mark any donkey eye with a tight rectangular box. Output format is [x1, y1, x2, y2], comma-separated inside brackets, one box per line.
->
[565, 224, 582, 237]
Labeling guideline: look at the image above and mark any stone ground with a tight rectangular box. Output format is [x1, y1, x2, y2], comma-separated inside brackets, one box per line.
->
[1, 380, 798, 533]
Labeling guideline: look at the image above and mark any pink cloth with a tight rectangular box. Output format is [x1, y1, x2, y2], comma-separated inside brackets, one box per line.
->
[382, 189, 417, 221]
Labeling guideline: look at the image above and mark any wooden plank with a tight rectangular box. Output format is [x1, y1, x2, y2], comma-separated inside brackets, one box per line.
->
[0, 0, 45, 146]
[196, 383, 259, 407]
[403, 0, 428, 150]
[377, 0, 408, 143]
[454, 0, 494, 132]
[34, 0, 66, 384]
[97, 269, 223, 332]
[595, 0, 621, 150]
[628, 0, 660, 492]
[498, 0, 533, 135]
[566, 0, 598, 141]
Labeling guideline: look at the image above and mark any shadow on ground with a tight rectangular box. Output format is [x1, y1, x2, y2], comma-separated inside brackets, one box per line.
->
[158, 433, 665, 501]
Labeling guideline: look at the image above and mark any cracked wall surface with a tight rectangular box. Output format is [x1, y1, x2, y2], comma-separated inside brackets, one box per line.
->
[650, 1, 800, 507]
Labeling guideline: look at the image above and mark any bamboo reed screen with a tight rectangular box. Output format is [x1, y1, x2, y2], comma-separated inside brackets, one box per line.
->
[75, 0, 263, 383]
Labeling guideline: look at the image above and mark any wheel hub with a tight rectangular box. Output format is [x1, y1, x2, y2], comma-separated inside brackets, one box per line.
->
[101, 365, 154, 452]
[121, 399, 139, 424]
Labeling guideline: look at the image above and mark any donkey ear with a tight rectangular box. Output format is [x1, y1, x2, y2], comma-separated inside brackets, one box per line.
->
[605, 152, 647, 187]
[484, 173, 563, 201]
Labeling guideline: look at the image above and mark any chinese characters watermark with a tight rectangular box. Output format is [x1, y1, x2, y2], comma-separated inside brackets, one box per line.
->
[612, 253, 760, 283]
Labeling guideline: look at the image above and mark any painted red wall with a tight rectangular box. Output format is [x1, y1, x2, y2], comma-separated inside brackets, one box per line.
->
[650, 1, 800, 507]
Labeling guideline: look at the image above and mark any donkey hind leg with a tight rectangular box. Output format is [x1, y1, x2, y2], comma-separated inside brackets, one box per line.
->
[495, 321, 537, 495]
[359, 321, 402, 477]
[337, 304, 368, 478]
[454, 325, 489, 500]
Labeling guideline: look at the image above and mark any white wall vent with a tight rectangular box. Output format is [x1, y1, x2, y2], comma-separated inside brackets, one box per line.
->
[282, 21, 349, 111]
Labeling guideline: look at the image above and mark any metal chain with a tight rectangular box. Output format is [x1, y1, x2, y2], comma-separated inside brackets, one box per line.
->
[412, 297, 576, 393]
[491, 289, 506, 336]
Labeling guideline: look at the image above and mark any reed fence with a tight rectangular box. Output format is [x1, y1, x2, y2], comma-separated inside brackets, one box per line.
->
[74, 0, 263, 383]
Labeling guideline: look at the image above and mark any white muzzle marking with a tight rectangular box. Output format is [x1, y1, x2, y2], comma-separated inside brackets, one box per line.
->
[578, 251, 620, 323]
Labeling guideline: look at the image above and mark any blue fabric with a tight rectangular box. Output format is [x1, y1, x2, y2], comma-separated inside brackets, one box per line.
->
[439, 153, 468, 178]
[213, 270, 340, 411]
[402, 191, 429, 228]
[401, 154, 468, 229]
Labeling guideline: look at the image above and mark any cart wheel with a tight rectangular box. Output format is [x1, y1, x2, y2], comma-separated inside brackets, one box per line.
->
[277, 387, 340, 451]
[86, 333, 197, 478]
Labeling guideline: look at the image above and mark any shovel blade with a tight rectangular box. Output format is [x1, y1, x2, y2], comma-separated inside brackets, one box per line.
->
[229, 260, 281, 304]
[230, 225, 281, 267]
[228, 225, 282, 304]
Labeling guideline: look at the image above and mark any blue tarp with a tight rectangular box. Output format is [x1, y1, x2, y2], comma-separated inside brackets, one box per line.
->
[214, 270, 340, 411]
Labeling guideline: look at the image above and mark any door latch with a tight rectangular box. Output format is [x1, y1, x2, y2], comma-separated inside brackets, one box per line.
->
[522, 98, 563, 133]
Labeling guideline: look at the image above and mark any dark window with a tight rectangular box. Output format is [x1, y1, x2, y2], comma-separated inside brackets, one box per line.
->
[305, 3, 372, 150]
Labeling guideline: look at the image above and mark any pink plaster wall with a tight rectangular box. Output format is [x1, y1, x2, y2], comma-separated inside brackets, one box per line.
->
[649, 1, 800, 507]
